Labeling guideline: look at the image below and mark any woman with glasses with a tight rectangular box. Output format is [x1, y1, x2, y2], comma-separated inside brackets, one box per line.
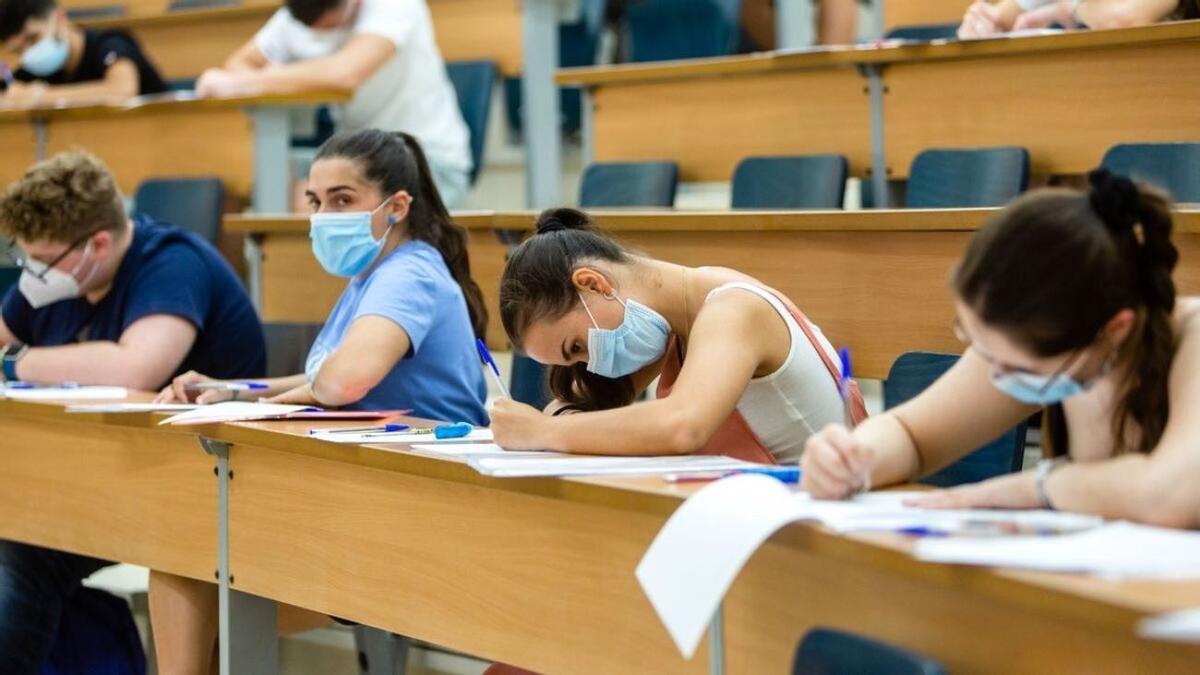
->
[801, 169, 1200, 529]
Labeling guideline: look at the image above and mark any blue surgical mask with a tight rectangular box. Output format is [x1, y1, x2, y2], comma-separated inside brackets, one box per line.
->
[309, 198, 396, 278]
[990, 356, 1112, 406]
[21, 18, 70, 78]
[580, 291, 671, 378]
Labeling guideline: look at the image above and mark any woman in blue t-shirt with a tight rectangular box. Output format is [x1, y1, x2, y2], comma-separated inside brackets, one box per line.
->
[150, 129, 489, 672]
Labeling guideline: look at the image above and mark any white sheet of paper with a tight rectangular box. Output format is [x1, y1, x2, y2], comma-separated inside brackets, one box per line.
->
[3, 386, 128, 400]
[66, 403, 200, 413]
[409, 443, 559, 458]
[914, 521, 1200, 578]
[159, 401, 318, 426]
[637, 474, 803, 658]
[1140, 608, 1200, 643]
[467, 454, 756, 478]
[798, 491, 1101, 534]
[309, 429, 494, 444]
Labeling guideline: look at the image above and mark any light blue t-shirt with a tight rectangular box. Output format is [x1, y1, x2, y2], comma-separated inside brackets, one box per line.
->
[305, 240, 488, 425]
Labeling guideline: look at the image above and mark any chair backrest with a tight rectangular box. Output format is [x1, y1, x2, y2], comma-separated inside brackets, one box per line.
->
[625, 0, 742, 63]
[1101, 142, 1200, 203]
[793, 627, 946, 675]
[579, 161, 679, 207]
[884, 352, 1025, 487]
[262, 322, 324, 378]
[446, 60, 498, 185]
[906, 147, 1030, 208]
[885, 23, 961, 41]
[731, 155, 848, 209]
[133, 177, 224, 245]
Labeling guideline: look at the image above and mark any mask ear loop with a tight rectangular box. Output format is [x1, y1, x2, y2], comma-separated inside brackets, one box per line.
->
[578, 292, 600, 329]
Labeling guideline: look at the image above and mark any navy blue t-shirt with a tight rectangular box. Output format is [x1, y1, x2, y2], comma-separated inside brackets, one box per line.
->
[1, 216, 265, 386]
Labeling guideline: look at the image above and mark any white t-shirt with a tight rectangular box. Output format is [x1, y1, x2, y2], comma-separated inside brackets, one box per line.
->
[255, 0, 472, 175]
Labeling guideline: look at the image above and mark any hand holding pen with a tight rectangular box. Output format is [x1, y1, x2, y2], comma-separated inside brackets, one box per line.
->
[155, 370, 269, 405]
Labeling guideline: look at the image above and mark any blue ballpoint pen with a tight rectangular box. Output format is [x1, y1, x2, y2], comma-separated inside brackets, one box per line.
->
[476, 338, 510, 398]
[663, 466, 802, 484]
[838, 346, 853, 427]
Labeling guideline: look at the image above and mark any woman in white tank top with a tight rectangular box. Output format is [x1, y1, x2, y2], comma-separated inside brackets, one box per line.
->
[489, 208, 864, 464]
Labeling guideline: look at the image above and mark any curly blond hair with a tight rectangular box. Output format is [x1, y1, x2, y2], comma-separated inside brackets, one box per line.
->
[0, 151, 126, 243]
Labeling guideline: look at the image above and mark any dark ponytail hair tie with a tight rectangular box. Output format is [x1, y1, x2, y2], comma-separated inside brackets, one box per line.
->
[537, 217, 568, 235]
[1088, 168, 1141, 237]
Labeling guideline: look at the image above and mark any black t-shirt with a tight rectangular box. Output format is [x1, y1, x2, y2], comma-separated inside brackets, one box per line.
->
[16, 29, 167, 95]
[1, 216, 266, 387]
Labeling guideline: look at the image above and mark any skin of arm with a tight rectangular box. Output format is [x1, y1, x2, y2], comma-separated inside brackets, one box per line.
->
[490, 292, 781, 455]
[1014, 0, 1178, 30]
[223, 39, 270, 72]
[2, 58, 139, 105]
[306, 315, 411, 408]
[0, 315, 15, 346]
[14, 314, 197, 390]
[196, 34, 394, 98]
[958, 0, 1025, 38]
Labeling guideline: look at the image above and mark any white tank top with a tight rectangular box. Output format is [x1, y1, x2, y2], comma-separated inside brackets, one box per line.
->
[705, 283, 845, 463]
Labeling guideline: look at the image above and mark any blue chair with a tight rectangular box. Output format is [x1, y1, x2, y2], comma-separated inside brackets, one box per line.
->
[885, 23, 960, 41]
[446, 60, 498, 185]
[624, 0, 742, 62]
[133, 177, 224, 245]
[793, 627, 946, 675]
[166, 78, 197, 92]
[906, 146, 1030, 208]
[579, 161, 680, 207]
[262, 322, 324, 378]
[731, 155, 848, 209]
[884, 352, 1025, 487]
[1101, 142, 1200, 203]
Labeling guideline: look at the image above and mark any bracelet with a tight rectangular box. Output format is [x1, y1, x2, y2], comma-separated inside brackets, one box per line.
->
[1034, 456, 1070, 510]
[2, 343, 28, 382]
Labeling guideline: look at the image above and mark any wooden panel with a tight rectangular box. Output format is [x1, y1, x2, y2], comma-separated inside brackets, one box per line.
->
[0, 122, 38, 189]
[885, 0, 968, 31]
[228, 445, 708, 675]
[429, 0, 523, 76]
[592, 67, 871, 181]
[121, 8, 275, 81]
[0, 404, 216, 582]
[47, 106, 254, 197]
[884, 40, 1200, 178]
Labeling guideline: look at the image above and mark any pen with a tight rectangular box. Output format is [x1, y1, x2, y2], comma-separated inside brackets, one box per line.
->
[663, 466, 802, 484]
[355, 423, 474, 440]
[476, 338, 510, 399]
[838, 346, 853, 428]
[185, 382, 269, 392]
[318, 423, 411, 435]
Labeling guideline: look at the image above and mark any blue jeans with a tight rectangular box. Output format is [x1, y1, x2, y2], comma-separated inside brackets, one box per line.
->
[0, 541, 110, 674]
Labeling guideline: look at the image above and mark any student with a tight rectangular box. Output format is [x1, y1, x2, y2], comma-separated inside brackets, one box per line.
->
[958, 0, 1199, 38]
[0, 151, 264, 674]
[0, 0, 166, 105]
[489, 208, 865, 461]
[802, 170, 1200, 529]
[149, 128, 488, 672]
[195, 0, 473, 207]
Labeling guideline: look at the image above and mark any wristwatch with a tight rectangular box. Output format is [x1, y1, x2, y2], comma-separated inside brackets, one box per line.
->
[1034, 456, 1070, 510]
[1, 343, 29, 382]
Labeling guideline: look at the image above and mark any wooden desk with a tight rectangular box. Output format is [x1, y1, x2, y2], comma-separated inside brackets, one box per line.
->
[559, 22, 1200, 185]
[6, 399, 1199, 674]
[884, 0, 966, 32]
[227, 208, 1200, 379]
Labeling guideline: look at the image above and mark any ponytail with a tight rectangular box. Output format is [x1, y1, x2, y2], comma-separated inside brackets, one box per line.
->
[500, 208, 636, 411]
[315, 129, 488, 341]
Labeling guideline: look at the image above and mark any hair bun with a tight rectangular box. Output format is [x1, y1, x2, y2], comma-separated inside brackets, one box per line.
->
[1088, 168, 1141, 233]
[535, 207, 594, 235]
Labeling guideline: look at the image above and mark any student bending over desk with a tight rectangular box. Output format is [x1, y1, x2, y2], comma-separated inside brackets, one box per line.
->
[149, 128, 488, 674]
[802, 170, 1200, 529]
[958, 0, 1200, 38]
[0, 0, 166, 105]
[489, 208, 866, 463]
[0, 152, 264, 674]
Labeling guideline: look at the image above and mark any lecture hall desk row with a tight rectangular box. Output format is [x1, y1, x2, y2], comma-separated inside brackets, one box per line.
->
[2, 392, 1200, 674]
[225, 207, 1200, 379]
[556, 21, 1200, 185]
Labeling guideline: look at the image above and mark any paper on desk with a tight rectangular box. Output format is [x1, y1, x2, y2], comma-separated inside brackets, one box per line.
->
[409, 443, 559, 458]
[310, 428, 494, 444]
[159, 402, 319, 426]
[799, 491, 1101, 534]
[3, 386, 128, 401]
[468, 454, 756, 478]
[1140, 608, 1200, 643]
[914, 521, 1200, 578]
[66, 403, 200, 413]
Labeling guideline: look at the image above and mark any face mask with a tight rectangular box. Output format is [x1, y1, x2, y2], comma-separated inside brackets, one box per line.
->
[19, 242, 93, 309]
[990, 353, 1112, 406]
[21, 18, 69, 78]
[309, 198, 396, 278]
[580, 291, 671, 378]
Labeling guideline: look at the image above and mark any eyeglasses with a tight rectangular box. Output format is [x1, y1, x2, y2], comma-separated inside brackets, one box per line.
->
[953, 318, 1086, 394]
[3, 231, 95, 282]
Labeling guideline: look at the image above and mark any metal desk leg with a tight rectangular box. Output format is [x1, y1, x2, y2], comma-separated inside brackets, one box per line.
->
[33, 119, 48, 161]
[521, 0, 572, 209]
[248, 106, 293, 214]
[709, 602, 725, 675]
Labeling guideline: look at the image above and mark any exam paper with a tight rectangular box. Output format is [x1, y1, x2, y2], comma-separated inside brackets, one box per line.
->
[467, 454, 756, 478]
[309, 429, 494, 444]
[913, 521, 1200, 578]
[3, 386, 128, 401]
[1140, 608, 1200, 643]
[159, 402, 319, 426]
[409, 443, 559, 458]
[67, 403, 200, 413]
